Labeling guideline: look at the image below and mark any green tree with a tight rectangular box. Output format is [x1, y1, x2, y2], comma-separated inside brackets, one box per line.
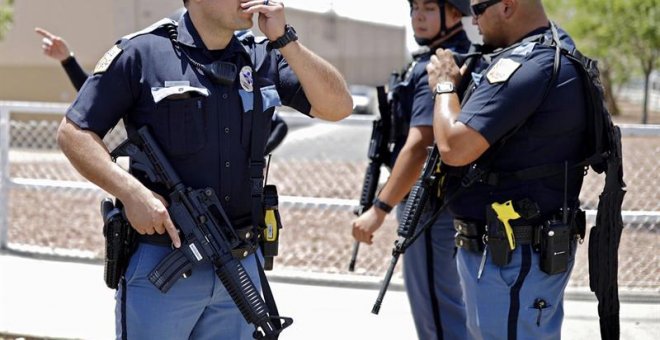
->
[0, 0, 14, 40]
[547, 0, 659, 122]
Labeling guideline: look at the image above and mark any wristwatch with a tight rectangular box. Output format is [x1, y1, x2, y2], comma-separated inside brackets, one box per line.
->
[433, 81, 456, 99]
[269, 24, 298, 49]
[373, 198, 393, 214]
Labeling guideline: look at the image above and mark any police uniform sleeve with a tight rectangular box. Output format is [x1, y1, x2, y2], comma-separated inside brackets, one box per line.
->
[66, 41, 141, 139]
[410, 61, 434, 127]
[458, 46, 555, 145]
[274, 52, 311, 116]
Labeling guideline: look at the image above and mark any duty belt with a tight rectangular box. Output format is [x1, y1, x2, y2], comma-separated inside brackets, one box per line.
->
[454, 219, 537, 253]
[138, 225, 258, 260]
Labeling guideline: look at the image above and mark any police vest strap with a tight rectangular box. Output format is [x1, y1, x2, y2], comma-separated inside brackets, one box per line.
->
[244, 42, 287, 336]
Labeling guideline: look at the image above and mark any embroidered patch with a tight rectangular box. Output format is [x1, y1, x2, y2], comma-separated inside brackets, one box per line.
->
[486, 58, 521, 84]
[239, 65, 253, 92]
[93, 45, 122, 74]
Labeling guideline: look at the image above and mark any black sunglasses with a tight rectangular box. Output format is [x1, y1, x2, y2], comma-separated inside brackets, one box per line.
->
[471, 0, 502, 17]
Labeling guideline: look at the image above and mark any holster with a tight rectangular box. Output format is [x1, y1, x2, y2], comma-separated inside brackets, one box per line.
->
[101, 198, 136, 290]
[261, 184, 282, 270]
[485, 205, 513, 266]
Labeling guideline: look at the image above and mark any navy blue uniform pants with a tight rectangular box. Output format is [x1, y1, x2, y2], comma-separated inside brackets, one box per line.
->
[457, 242, 576, 340]
[399, 205, 468, 340]
[115, 243, 262, 340]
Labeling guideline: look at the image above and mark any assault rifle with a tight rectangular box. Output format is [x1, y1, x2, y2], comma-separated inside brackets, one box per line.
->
[372, 146, 441, 314]
[110, 126, 291, 339]
[348, 76, 395, 272]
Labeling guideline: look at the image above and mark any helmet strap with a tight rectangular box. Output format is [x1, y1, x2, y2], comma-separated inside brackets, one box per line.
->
[412, 0, 462, 47]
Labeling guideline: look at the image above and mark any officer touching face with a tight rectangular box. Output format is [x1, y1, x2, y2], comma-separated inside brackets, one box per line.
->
[352, 1, 474, 339]
[56, 0, 353, 339]
[427, 0, 588, 339]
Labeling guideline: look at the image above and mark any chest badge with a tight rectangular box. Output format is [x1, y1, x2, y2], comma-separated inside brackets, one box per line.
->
[486, 58, 521, 84]
[93, 45, 123, 74]
[239, 66, 253, 92]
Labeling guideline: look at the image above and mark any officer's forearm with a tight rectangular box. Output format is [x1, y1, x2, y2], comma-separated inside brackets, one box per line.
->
[377, 140, 429, 208]
[279, 41, 353, 121]
[56, 118, 148, 203]
[432, 93, 488, 166]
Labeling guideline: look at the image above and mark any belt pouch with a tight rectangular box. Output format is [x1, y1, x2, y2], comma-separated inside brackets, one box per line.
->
[540, 220, 571, 275]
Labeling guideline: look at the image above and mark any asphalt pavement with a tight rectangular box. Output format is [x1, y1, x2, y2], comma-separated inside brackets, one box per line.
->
[1, 251, 658, 340]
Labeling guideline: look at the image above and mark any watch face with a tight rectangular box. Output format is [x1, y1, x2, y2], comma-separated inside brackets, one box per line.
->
[436, 82, 454, 93]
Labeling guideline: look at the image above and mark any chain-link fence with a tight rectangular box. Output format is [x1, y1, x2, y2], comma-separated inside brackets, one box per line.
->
[1, 101, 659, 293]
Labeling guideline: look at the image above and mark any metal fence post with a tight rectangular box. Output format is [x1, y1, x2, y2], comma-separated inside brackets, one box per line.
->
[0, 106, 9, 250]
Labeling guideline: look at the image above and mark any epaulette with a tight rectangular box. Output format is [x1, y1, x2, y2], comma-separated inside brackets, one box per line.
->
[121, 18, 177, 41]
[94, 18, 177, 74]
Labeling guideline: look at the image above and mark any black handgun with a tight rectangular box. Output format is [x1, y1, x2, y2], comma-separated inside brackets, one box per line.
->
[110, 126, 291, 339]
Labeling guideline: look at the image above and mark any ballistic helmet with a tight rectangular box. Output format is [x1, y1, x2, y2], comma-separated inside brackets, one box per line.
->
[407, 0, 471, 17]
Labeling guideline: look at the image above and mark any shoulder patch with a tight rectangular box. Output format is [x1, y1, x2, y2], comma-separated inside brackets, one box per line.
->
[93, 45, 123, 74]
[486, 58, 521, 84]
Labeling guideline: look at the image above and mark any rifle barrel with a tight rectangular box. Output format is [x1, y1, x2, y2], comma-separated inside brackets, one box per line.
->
[372, 253, 400, 314]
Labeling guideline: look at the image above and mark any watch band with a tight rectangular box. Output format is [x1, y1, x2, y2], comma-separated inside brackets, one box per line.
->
[373, 198, 393, 214]
[269, 24, 298, 49]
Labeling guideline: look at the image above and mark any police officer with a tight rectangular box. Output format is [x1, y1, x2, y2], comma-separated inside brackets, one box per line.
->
[427, 0, 587, 338]
[352, 1, 472, 338]
[56, 0, 353, 338]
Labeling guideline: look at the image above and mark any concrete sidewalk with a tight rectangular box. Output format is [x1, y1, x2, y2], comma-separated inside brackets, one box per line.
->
[1, 252, 658, 340]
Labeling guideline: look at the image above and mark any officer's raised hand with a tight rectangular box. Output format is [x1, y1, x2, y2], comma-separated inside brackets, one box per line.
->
[122, 187, 181, 248]
[427, 48, 462, 91]
[241, 0, 286, 41]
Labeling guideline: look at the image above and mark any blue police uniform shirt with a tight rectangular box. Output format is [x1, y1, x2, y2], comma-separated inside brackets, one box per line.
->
[390, 30, 471, 165]
[447, 26, 587, 221]
[67, 13, 311, 225]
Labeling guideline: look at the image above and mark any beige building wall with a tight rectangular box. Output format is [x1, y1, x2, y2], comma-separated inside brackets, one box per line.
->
[0, 1, 405, 103]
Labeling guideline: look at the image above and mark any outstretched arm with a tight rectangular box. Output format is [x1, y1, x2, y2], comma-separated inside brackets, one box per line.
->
[35, 27, 89, 90]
